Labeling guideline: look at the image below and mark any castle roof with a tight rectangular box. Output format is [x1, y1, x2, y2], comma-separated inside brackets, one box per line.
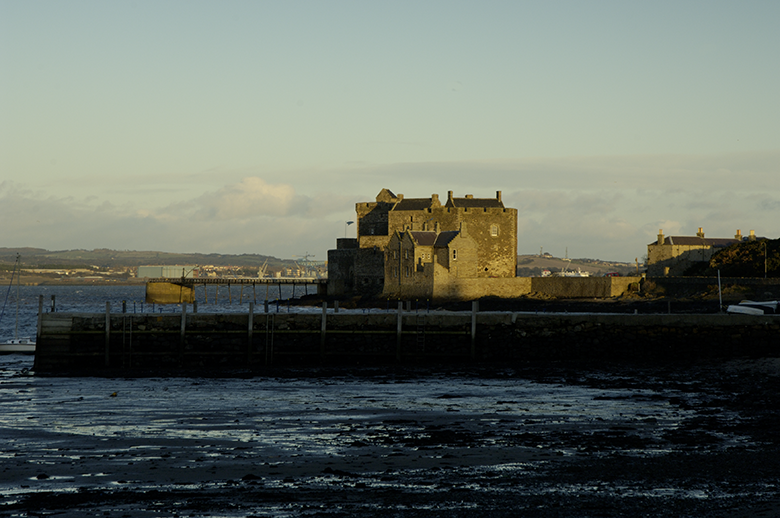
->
[379, 189, 505, 211]
[653, 236, 739, 247]
[393, 198, 434, 211]
[446, 197, 504, 208]
[404, 230, 460, 247]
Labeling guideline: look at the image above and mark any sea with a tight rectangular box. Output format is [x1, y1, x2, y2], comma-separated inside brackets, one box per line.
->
[0, 283, 322, 345]
[0, 285, 770, 515]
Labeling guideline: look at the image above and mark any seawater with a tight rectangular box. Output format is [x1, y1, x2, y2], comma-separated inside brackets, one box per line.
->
[0, 283, 320, 343]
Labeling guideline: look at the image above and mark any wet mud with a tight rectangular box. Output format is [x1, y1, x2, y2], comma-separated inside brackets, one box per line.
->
[2, 357, 780, 517]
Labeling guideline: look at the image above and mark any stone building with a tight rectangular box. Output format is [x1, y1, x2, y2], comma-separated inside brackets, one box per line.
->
[328, 188, 518, 298]
[383, 226, 478, 300]
[646, 227, 755, 276]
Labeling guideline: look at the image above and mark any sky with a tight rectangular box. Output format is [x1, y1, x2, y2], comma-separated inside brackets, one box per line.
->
[2, 1, 778, 263]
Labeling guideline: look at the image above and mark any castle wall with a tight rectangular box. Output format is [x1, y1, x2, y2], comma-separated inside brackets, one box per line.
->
[326, 247, 356, 297]
[386, 206, 517, 277]
[384, 276, 642, 302]
[431, 277, 532, 300]
[353, 247, 385, 296]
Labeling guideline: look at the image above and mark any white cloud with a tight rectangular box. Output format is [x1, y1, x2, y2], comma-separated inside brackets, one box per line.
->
[2, 151, 779, 262]
[0, 178, 355, 259]
[191, 178, 299, 220]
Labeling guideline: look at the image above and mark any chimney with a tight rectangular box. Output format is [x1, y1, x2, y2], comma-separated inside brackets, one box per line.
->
[496, 191, 502, 203]
[431, 193, 440, 206]
[749, 230, 756, 241]
[657, 229, 665, 245]
[696, 227, 705, 238]
[447, 190, 453, 202]
[735, 229, 742, 240]
[465, 194, 473, 199]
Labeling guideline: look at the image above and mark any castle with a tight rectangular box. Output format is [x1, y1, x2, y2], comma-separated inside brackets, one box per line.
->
[328, 188, 518, 300]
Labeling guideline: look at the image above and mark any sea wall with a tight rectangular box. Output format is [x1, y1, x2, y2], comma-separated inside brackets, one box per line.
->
[33, 305, 780, 375]
[389, 276, 641, 302]
[531, 276, 639, 298]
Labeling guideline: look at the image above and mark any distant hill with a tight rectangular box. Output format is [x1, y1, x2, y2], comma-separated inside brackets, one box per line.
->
[0, 248, 640, 277]
[516, 255, 640, 277]
[0, 248, 292, 270]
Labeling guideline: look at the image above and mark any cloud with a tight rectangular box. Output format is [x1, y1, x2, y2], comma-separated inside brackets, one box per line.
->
[2, 150, 779, 262]
[0, 178, 356, 259]
[156, 177, 358, 222]
[191, 178, 299, 220]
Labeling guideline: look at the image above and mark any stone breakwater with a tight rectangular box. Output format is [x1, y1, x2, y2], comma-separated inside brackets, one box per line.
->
[33, 307, 780, 374]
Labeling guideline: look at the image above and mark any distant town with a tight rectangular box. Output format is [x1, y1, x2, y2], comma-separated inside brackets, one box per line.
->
[0, 246, 635, 286]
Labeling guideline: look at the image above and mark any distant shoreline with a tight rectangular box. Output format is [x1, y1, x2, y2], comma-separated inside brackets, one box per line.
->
[3, 277, 147, 287]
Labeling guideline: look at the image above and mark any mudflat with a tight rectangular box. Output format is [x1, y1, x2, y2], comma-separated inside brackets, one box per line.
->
[1, 357, 779, 517]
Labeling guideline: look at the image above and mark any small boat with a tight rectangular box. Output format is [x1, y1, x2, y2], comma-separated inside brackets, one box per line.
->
[549, 259, 590, 277]
[0, 337, 36, 354]
[0, 254, 36, 354]
[726, 300, 779, 315]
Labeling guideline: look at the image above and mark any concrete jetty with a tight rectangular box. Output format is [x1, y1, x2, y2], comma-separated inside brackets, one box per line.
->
[33, 302, 780, 375]
[145, 278, 327, 304]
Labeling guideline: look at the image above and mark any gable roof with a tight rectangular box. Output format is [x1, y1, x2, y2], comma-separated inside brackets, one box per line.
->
[409, 231, 437, 246]
[434, 231, 460, 247]
[375, 188, 397, 203]
[399, 230, 460, 247]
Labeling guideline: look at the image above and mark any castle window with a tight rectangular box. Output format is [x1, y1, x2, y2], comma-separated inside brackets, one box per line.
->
[452, 249, 458, 260]
[491, 224, 499, 237]
[393, 267, 398, 278]
[404, 250, 409, 259]
[405, 266, 410, 277]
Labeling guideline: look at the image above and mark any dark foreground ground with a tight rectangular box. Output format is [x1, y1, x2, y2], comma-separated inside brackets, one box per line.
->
[2, 357, 780, 517]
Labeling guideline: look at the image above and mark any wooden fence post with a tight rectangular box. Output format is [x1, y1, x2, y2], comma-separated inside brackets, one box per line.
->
[471, 300, 478, 359]
[247, 302, 254, 363]
[396, 301, 403, 361]
[37, 295, 43, 343]
[105, 302, 111, 367]
[321, 302, 327, 357]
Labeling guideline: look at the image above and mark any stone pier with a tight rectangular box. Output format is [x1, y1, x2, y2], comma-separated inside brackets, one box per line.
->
[32, 304, 780, 375]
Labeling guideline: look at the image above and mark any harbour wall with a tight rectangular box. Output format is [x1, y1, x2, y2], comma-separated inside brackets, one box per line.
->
[33, 304, 780, 375]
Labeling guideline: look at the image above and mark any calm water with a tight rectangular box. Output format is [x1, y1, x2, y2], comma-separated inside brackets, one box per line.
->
[0, 284, 320, 343]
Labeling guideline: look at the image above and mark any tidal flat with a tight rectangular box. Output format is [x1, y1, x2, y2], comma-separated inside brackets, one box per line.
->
[1, 355, 780, 517]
